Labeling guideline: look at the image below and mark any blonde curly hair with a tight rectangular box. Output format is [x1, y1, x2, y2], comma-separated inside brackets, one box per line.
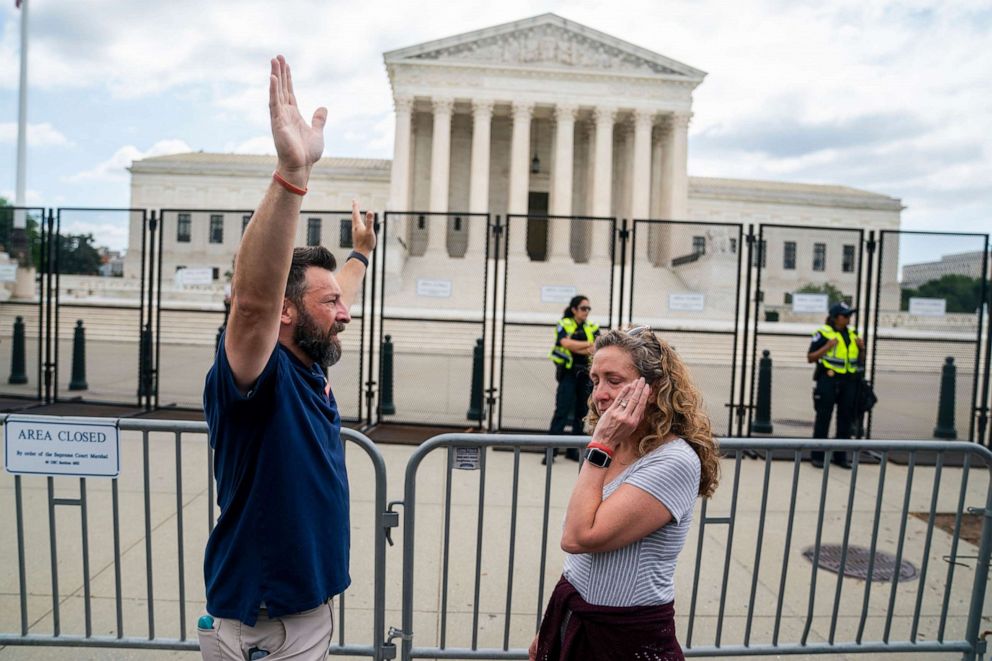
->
[586, 326, 720, 498]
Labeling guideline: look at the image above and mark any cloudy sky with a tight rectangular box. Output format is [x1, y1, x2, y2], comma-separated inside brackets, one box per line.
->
[0, 0, 989, 258]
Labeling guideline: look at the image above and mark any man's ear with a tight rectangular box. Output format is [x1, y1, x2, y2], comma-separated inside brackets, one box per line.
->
[280, 298, 295, 326]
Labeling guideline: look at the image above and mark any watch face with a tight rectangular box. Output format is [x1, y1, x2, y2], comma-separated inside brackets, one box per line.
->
[585, 447, 611, 468]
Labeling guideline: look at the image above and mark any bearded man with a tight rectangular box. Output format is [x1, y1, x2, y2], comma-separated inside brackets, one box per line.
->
[197, 55, 375, 661]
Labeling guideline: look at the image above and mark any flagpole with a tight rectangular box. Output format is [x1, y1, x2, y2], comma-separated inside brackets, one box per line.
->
[15, 0, 29, 225]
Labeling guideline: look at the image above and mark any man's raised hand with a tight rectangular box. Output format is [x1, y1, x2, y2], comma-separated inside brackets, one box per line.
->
[269, 55, 327, 185]
[351, 200, 377, 256]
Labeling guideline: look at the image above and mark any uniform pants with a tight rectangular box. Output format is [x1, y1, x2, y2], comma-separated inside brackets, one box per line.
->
[198, 600, 333, 660]
[549, 368, 592, 436]
[811, 375, 857, 464]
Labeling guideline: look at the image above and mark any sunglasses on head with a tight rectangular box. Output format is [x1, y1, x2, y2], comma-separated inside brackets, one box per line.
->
[626, 325, 650, 336]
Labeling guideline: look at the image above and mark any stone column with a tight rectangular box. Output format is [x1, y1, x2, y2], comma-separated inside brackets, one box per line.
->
[630, 109, 653, 220]
[427, 97, 454, 255]
[467, 100, 494, 258]
[384, 96, 413, 284]
[549, 103, 577, 260]
[388, 96, 413, 212]
[590, 106, 616, 261]
[666, 112, 690, 220]
[508, 101, 534, 258]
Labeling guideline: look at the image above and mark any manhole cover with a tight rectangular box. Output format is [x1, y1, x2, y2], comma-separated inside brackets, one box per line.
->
[802, 545, 918, 582]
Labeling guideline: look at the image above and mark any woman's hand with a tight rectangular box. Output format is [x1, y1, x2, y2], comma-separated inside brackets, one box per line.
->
[592, 377, 650, 452]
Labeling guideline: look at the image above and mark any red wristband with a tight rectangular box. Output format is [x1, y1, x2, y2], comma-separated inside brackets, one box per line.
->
[272, 170, 307, 196]
[587, 441, 614, 458]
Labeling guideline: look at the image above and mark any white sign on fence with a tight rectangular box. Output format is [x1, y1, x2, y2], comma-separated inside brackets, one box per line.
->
[909, 297, 947, 317]
[669, 293, 705, 312]
[0, 264, 17, 282]
[541, 285, 577, 304]
[176, 267, 214, 286]
[416, 279, 453, 298]
[453, 447, 481, 470]
[4, 416, 120, 478]
[792, 293, 829, 314]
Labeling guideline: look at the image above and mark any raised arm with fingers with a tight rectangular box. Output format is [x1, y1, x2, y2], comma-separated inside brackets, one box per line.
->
[336, 200, 377, 309]
[226, 55, 328, 392]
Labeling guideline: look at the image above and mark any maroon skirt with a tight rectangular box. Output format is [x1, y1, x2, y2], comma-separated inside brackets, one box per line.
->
[535, 575, 684, 661]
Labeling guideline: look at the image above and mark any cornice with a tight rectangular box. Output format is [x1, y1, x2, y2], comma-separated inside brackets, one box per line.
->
[689, 178, 904, 212]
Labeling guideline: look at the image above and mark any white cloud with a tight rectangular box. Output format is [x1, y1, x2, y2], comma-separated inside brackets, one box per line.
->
[0, 188, 44, 205]
[0, 122, 72, 147]
[226, 135, 275, 155]
[64, 139, 192, 183]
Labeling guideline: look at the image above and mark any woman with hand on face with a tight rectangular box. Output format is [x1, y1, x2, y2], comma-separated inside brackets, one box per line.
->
[529, 326, 720, 661]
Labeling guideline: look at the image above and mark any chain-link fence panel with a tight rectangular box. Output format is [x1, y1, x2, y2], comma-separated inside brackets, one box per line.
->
[869, 231, 989, 441]
[0, 206, 45, 402]
[498, 214, 616, 432]
[750, 224, 866, 437]
[629, 219, 745, 436]
[377, 212, 490, 427]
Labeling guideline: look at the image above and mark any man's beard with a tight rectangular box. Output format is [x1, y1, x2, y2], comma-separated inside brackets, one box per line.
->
[294, 306, 344, 368]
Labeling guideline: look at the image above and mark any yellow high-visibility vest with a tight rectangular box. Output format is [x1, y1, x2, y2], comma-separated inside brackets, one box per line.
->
[815, 324, 860, 375]
[549, 317, 598, 370]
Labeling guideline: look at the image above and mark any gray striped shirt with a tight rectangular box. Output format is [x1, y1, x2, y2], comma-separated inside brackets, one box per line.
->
[563, 438, 700, 607]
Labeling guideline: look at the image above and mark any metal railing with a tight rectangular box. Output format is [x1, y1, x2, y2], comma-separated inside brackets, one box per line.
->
[0, 416, 393, 659]
[2, 418, 991, 659]
[397, 435, 992, 660]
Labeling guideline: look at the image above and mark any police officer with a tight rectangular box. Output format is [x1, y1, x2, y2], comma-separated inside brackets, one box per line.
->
[546, 295, 600, 463]
[807, 301, 865, 468]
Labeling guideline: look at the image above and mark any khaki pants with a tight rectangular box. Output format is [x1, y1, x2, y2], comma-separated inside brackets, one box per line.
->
[197, 600, 334, 660]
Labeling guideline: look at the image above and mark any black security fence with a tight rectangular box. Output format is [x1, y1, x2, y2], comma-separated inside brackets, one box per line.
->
[628, 219, 747, 436]
[497, 214, 618, 432]
[745, 224, 869, 439]
[374, 211, 493, 428]
[0, 206, 989, 445]
[0, 206, 46, 402]
[868, 231, 990, 443]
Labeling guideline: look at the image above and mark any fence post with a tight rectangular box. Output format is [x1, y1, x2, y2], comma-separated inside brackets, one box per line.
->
[8, 315, 28, 384]
[750, 350, 773, 433]
[380, 335, 396, 415]
[137, 326, 152, 398]
[467, 337, 484, 422]
[934, 356, 957, 439]
[68, 320, 88, 391]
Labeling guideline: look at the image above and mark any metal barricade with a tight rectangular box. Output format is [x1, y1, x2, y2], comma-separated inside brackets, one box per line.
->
[396, 434, 992, 660]
[0, 416, 393, 659]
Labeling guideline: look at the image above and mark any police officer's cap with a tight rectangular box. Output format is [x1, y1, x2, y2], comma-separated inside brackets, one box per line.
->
[829, 302, 856, 317]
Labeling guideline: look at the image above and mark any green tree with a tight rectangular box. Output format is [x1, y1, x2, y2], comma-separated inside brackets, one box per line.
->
[901, 274, 985, 313]
[56, 234, 103, 275]
[0, 196, 42, 267]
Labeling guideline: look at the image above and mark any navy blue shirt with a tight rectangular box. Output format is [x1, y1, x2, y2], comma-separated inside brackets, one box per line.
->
[202, 334, 351, 626]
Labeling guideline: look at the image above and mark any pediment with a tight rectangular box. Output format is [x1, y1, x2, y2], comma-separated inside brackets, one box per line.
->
[385, 14, 706, 81]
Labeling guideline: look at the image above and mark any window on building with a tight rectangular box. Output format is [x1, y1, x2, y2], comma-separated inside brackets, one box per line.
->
[209, 214, 224, 244]
[753, 239, 767, 268]
[242, 215, 251, 236]
[783, 241, 796, 270]
[339, 219, 353, 248]
[730, 238, 737, 254]
[692, 236, 706, 255]
[177, 213, 191, 243]
[212, 267, 220, 281]
[842, 244, 856, 273]
[307, 218, 321, 246]
[813, 242, 826, 271]
[453, 216, 463, 232]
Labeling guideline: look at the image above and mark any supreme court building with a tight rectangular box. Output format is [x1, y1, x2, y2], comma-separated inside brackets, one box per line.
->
[127, 14, 903, 321]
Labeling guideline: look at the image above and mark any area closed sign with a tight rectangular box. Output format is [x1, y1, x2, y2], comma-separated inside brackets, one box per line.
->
[3, 416, 120, 478]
